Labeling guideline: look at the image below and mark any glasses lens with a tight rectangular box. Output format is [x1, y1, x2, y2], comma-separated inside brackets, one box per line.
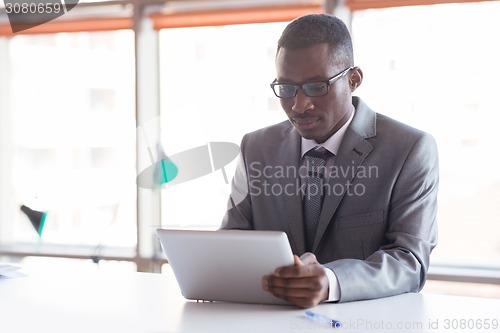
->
[275, 84, 297, 98]
[303, 82, 328, 97]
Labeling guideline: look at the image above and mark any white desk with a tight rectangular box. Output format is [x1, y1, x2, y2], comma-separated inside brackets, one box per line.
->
[1, 267, 499, 333]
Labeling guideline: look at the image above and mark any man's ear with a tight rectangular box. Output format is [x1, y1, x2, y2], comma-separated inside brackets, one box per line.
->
[349, 67, 363, 92]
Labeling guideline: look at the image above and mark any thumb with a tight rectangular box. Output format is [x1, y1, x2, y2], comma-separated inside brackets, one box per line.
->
[293, 255, 304, 267]
[299, 252, 318, 265]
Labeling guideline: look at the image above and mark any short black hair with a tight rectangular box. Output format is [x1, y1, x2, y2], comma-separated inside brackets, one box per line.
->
[277, 14, 354, 67]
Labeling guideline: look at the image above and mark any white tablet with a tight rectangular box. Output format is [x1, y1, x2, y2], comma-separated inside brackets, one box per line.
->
[157, 229, 295, 305]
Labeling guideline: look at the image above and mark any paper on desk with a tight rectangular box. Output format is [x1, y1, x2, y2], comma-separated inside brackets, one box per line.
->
[0, 264, 26, 278]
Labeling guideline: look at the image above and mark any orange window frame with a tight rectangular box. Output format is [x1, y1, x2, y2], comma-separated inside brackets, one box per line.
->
[149, 3, 324, 30]
[0, 1, 488, 36]
[345, 0, 488, 11]
[0, 16, 132, 36]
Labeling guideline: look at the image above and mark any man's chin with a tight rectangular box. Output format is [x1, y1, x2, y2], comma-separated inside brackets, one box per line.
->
[295, 128, 324, 143]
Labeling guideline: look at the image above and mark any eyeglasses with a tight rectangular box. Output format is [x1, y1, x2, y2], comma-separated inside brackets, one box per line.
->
[270, 67, 353, 99]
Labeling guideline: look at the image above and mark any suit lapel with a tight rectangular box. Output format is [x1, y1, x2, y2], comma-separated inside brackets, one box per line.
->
[276, 125, 306, 254]
[312, 97, 376, 252]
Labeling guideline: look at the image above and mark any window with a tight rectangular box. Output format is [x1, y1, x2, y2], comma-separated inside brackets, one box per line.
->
[0, 30, 136, 249]
[158, 23, 288, 229]
[351, 1, 500, 267]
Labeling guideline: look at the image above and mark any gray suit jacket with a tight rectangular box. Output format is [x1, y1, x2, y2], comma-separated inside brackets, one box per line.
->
[221, 97, 439, 303]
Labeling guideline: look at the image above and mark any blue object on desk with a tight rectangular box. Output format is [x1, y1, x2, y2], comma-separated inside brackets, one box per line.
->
[305, 310, 342, 328]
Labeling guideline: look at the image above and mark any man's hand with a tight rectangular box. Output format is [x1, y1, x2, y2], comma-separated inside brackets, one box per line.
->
[262, 252, 329, 308]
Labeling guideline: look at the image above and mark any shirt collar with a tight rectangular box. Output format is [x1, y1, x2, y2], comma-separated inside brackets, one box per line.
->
[301, 110, 355, 158]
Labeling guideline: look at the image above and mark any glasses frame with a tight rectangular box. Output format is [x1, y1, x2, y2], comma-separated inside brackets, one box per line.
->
[270, 66, 354, 99]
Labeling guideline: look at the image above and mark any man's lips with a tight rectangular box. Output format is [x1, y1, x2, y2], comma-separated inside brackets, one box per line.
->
[291, 117, 319, 128]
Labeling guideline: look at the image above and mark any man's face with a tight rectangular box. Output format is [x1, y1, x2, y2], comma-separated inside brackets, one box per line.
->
[275, 43, 355, 143]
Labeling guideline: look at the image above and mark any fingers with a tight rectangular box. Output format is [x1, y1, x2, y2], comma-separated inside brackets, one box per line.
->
[265, 274, 325, 293]
[262, 254, 329, 308]
[263, 273, 328, 308]
[273, 256, 320, 278]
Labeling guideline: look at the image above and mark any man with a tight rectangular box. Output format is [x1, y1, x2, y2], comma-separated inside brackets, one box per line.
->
[221, 13, 438, 308]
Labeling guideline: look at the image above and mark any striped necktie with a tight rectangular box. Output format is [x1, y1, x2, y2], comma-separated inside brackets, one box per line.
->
[303, 147, 332, 252]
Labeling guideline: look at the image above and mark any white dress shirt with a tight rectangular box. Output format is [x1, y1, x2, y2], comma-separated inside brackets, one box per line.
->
[300, 111, 355, 302]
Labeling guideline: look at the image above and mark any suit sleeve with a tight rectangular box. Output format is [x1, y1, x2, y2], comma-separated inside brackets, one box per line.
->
[325, 132, 439, 302]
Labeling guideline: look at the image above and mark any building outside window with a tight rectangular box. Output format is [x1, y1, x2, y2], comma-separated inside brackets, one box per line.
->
[0, 30, 137, 252]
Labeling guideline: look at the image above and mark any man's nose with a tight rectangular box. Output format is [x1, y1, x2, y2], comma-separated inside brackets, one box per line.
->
[291, 89, 313, 114]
